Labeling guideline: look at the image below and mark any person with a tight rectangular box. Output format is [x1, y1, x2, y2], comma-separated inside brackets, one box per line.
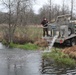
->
[41, 17, 48, 37]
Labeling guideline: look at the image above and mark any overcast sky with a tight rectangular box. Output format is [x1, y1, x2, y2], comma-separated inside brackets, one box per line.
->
[0, 0, 75, 14]
[33, 0, 63, 14]
[33, 0, 76, 14]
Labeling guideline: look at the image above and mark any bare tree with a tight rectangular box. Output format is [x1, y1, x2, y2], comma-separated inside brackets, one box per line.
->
[52, 4, 60, 19]
[71, 0, 74, 19]
[1, 0, 34, 44]
[49, 0, 52, 22]
[39, 4, 61, 22]
[62, 0, 65, 15]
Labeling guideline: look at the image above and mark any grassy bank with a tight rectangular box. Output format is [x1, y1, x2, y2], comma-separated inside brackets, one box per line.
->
[0, 25, 43, 44]
[42, 49, 76, 68]
[14, 25, 43, 43]
[1, 25, 48, 50]
[9, 43, 39, 50]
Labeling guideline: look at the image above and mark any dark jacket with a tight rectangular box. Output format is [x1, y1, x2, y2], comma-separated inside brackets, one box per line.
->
[41, 20, 48, 27]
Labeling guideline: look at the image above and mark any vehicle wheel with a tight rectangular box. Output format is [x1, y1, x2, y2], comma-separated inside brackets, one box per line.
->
[68, 28, 72, 36]
[70, 38, 76, 46]
[64, 40, 71, 46]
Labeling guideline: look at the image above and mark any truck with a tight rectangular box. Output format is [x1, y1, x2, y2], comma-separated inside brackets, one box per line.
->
[44, 14, 76, 46]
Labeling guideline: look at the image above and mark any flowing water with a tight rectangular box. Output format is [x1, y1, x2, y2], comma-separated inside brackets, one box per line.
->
[0, 43, 42, 75]
[0, 43, 76, 75]
[43, 34, 58, 52]
[48, 34, 58, 51]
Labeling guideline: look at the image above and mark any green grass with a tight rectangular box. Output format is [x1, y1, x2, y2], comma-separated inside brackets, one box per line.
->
[9, 43, 39, 50]
[42, 49, 76, 68]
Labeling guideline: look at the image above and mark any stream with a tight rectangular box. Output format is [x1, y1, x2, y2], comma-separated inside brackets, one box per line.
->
[0, 43, 76, 75]
[0, 43, 42, 75]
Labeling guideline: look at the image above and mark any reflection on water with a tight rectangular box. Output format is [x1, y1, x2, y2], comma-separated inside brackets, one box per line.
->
[0, 43, 6, 49]
[0, 43, 76, 75]
[0, 43, 42, 75]
[41, 55, 76, 74]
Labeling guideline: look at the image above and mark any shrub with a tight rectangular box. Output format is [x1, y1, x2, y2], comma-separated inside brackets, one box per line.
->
[42, 49, 76, 68]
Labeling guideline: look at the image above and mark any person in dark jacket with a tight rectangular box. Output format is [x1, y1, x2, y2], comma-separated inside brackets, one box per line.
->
[41, 17, 48, 36]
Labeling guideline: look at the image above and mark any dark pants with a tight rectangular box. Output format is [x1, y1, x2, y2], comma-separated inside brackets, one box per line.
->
[43, 28, 48, 36]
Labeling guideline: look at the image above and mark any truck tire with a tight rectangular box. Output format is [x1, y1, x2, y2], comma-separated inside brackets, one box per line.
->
[70, 38, 76, 46]
[68, 28, 72, 36]
[64, 39, 71, 46]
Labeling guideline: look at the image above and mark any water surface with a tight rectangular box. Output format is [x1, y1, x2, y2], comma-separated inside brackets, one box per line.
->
[0, 43, 76, 75]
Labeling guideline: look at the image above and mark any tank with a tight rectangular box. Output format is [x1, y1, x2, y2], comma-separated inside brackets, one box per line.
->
[46, 14, 76, 46]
